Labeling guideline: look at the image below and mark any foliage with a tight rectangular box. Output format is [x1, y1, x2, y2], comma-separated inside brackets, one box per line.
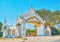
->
[36, 9, 60, 28]
[0, 22, 2, 31]
[0, 32, 3, 37]
[50, 27, 59, 35]
[26, 29, 31, 33]
[23, 38, 27, 40]
[26, 29, 35, 34]
[0, 22, 3, 37]
[57, 28, 60, 34]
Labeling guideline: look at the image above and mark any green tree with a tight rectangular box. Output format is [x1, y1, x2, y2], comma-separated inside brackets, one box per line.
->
[0, 22, 2, 31]
[0, 22, 3, 37]
[26, 29, 35, 36]
[51, 27, 59, 35]
[26, 29, 31, 34]
[36, 9, 60, 27]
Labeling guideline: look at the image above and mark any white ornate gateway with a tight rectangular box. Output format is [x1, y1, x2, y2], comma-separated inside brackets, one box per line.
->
[20, 7, 46, 36]
[2, 7, 51, 38]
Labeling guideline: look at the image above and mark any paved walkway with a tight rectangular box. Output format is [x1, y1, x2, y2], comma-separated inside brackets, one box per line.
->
[0, 36, 60, 42]
[25, 36, 60, 42]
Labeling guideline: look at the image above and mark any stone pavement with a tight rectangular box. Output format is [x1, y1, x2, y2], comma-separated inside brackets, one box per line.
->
[0, 36, 60, 42]
[25, 36, 60, 42]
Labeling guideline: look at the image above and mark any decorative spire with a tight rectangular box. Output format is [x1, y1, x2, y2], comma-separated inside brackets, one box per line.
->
[21, 11, 24, 18]
[21, 11, 24, 17]
[31, 4, 33, 9]
[16, 15, 21, 26]
[17, 15, 19, 20]
[29, 4, 33, 10]
[4, 17, 6, 24]
[29, 4, 35, 14]
[21, 11, 23, 15]
[16, 15, 19, 25]
[3, 17, 7, 29]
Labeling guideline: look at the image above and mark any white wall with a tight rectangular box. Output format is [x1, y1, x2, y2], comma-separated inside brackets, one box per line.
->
[37, 24, 45, 36]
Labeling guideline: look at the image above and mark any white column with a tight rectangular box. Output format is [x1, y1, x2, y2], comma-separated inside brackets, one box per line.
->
[15, 29, 19, 37]
[21, 24, 23, 37]
[11, 29, 12, 37]
[3, 31, 6, 37]
[37, 24, 45, 36]
[47, 27, 51, 36]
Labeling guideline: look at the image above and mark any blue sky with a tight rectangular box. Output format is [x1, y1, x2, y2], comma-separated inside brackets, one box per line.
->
[0, 0, 60, 25]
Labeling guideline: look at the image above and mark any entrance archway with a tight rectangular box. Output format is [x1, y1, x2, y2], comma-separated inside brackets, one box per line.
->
[20, 8, 45, 36]
[22, 12, 45, 36]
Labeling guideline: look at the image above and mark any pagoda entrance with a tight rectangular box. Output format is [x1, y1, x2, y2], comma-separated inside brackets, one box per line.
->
[25, 21, 42, 36]
[24, 14, 44, 36]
